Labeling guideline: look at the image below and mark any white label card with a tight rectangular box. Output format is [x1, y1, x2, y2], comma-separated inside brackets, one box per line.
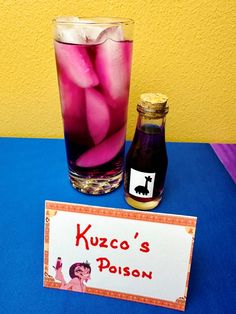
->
[44, 201, 197, 311]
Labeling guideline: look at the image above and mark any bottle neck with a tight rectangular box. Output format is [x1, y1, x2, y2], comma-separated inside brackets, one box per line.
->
[136, 114, 166, 132]
[131, 114, 167, 148]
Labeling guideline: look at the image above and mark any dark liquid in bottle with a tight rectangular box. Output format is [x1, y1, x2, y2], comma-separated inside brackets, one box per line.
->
[125, 124, 168, 209]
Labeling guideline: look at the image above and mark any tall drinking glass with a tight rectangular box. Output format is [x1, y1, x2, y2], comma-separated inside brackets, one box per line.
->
[53, 17, 134, 194]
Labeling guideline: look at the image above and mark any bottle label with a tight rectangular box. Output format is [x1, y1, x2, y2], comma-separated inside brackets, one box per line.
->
[129, 168, 156, 198]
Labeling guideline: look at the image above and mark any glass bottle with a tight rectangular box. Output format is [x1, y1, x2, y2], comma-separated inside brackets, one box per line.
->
[124, 93, 169, 210]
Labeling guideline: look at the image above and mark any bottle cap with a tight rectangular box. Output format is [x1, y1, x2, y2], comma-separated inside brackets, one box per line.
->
[137, 93, 169, 118]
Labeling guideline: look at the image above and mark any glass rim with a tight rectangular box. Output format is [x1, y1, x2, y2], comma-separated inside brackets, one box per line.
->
[53, 16, 134, 26]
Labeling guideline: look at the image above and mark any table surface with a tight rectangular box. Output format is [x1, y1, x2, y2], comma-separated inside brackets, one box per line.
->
[0, 138, 235, 314]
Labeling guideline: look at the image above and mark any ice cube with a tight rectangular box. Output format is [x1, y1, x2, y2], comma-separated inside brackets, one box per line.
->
[76, 125, 126, 167]
[55, 41, 99, 88]
[85, 88, 110, 145]
[107, 98, 128, 135]
[55, 17, 118, 44]
[58, 69, 84, 116]
[55, 17, 85, 44]
[79, 24, 107, 44]
[79, 24, 123, 44]
[58, 71, 87, 137]
[95, 40, 132, 107]
[96, 25, 124, 43]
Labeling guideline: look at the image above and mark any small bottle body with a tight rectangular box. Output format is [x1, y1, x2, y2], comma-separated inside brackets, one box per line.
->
[125, 122, 168, 210]
[124, 93, 169, 210]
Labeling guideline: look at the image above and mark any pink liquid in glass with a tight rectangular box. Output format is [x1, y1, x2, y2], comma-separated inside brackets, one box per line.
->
[54, 38, 133, 193]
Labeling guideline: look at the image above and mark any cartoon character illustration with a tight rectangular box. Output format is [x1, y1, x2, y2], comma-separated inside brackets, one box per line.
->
[54, 257, 91, 292]
[135, 176, 152, 195]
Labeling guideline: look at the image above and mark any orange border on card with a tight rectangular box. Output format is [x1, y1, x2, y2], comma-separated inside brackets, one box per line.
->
[44, 278, 186, 311]
[45, 200, 197, 228]
[44, 201, 197, 311]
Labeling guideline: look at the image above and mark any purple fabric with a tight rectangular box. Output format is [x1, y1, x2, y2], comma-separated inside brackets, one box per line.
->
[211, 144, 236, 183]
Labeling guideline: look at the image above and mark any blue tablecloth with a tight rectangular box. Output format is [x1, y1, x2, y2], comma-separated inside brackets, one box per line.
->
[0, 138, 235, 314]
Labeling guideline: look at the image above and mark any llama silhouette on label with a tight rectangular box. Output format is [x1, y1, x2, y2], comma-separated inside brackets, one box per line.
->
[134, 176, 152, 195]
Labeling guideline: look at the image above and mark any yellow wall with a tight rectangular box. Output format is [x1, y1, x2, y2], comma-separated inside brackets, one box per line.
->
[0, 0, 235, 143]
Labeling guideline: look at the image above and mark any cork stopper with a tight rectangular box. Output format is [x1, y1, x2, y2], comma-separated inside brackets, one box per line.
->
[137, 93, 169, 118]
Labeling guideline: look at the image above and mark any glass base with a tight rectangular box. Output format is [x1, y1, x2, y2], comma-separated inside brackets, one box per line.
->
[69, 170, 123, 195]
[125, 193, 162, 210]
